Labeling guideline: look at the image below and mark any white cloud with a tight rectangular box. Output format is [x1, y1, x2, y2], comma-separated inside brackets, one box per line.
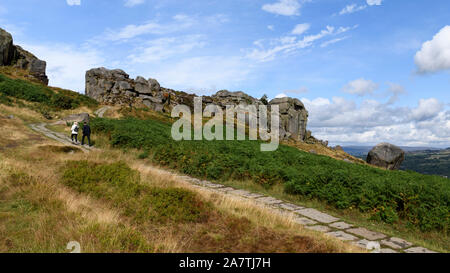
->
[342, 78, 379, 96]
[320, 36, 348, 48]
[275, 93, 288, 98]
[262, 0, 309, 16]
[302, 96, 450, 147]
[385, 82, 406, 104]
[66, 0, 81, 6]
[124, 0, 145, 7]
[367, 0, 382, 6]
[339, 4, 366, 15]
[247, 25, 348, 62]
[267, 25, 275, 31]
[22, 43, 104, 93]
[128, 35, 206, 63]
[102, 15, 196, 41]
[292, 23, 310, 35]
[415, 25, 450, 73]
[410, 98, 443, 122]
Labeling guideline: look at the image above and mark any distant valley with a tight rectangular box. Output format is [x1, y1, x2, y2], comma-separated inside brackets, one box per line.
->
[344, 146, 450, 178]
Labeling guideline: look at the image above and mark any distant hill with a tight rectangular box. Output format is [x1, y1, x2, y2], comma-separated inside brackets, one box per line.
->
[400, 148, 450, 178]
[343, 146, 442, 157]
[343, 146, 449, 178]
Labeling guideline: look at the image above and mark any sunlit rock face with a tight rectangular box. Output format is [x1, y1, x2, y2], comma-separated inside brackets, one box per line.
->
[0, 28, 48, 85]
[85, 67, 316, 143]
[367, 143, 405, 170]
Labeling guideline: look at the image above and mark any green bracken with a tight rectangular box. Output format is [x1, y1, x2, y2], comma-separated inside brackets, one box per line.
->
[91, 117, 450, 233]
[0, 73, 98, 117]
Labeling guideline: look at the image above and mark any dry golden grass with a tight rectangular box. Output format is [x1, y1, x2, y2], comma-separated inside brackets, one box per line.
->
[0, 103, 46, 123]
[284, 139, 366, 164]
[0, 67, 44, 85]
[0, 103, 364, 253]
[133, 162, 362, 253]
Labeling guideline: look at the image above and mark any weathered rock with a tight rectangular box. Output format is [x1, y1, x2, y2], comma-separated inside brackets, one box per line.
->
[85, 67, 321, 143]
[334, 145, 344, 152]
[269, 97, 308, 141]
[148, 78, 161, 92]
[366, 143, 405, 170]
[0, 28, 14, 66]
[62, 113, 90, 124]
[0, 28, 48, 85]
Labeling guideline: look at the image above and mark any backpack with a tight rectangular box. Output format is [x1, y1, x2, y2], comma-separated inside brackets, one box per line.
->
[74, 125, 79, 132]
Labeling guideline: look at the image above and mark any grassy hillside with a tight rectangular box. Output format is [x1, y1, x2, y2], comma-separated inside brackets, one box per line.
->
[91, 117, 450, 235]
[0, 116, 358, 253]
[400, 149, 450, 178]
[0, 73, 359, 253]
[0, 69, 98, 119]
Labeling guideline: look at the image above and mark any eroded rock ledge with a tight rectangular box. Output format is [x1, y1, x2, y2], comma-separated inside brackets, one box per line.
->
[85, 67, 320, 143]
[0, 28, 48, 85]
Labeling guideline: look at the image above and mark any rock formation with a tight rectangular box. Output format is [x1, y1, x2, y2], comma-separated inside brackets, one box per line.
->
[0, 28, 48, 85]
[269, 97, 308, 141]
[366, 143, 405, 170]
[62, 113, 90, 124]
[85, 67, 319, 144]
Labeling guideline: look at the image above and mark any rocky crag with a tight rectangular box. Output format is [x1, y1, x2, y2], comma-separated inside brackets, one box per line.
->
[85, 67, 323, 144]
[0, 28, 48, 85]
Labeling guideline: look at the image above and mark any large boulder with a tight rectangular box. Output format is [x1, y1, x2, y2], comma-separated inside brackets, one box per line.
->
[62, 113, 90, 124]
[86, 67, 166, 107]
[0, 28, 49, 85]
[212, 90, 260, 107]
[0, 28, 14, 66]
[366, 143, 405, 170]
[269, 97, 309, 141]
[85, 67, 136, 105]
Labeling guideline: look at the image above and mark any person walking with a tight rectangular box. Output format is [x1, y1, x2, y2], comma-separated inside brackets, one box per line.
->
[81, 122, 91, 147]
[71, 122, 79, 144]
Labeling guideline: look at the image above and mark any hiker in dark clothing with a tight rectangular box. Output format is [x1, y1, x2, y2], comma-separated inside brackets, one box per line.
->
[81, 122, 91, 146]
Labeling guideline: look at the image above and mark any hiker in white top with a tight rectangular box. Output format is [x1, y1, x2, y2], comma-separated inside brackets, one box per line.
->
[71, 122, 79, 143]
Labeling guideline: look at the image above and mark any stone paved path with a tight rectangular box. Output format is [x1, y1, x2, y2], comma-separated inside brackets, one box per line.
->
[29, 106, 111, 153]
[29, 106, 439, 254]
[94, 106, 111, 118]
[164, 175, 438, 253]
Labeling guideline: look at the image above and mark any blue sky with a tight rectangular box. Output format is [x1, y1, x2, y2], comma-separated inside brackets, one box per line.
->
[1, 0, 449, 147]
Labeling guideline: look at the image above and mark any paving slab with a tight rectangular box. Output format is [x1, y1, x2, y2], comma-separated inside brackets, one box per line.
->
[326, 231, 358, 241]
[347, 227, 386, 241]
[276, 203, 304, 211]
[204, 183, 225, 189]
[295, 208, 339, 224]
[305, 225, 331, 232]
[293, 217, 317, 226]
[329, 221, 353, 230]
[255, 196, 283, 205]
[404, 247, 437, 253]
[381, 237, 413, 249]
[242, 192, 265, 199]
[229, 189, 252, 196]
[216, 187, 236, 192]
